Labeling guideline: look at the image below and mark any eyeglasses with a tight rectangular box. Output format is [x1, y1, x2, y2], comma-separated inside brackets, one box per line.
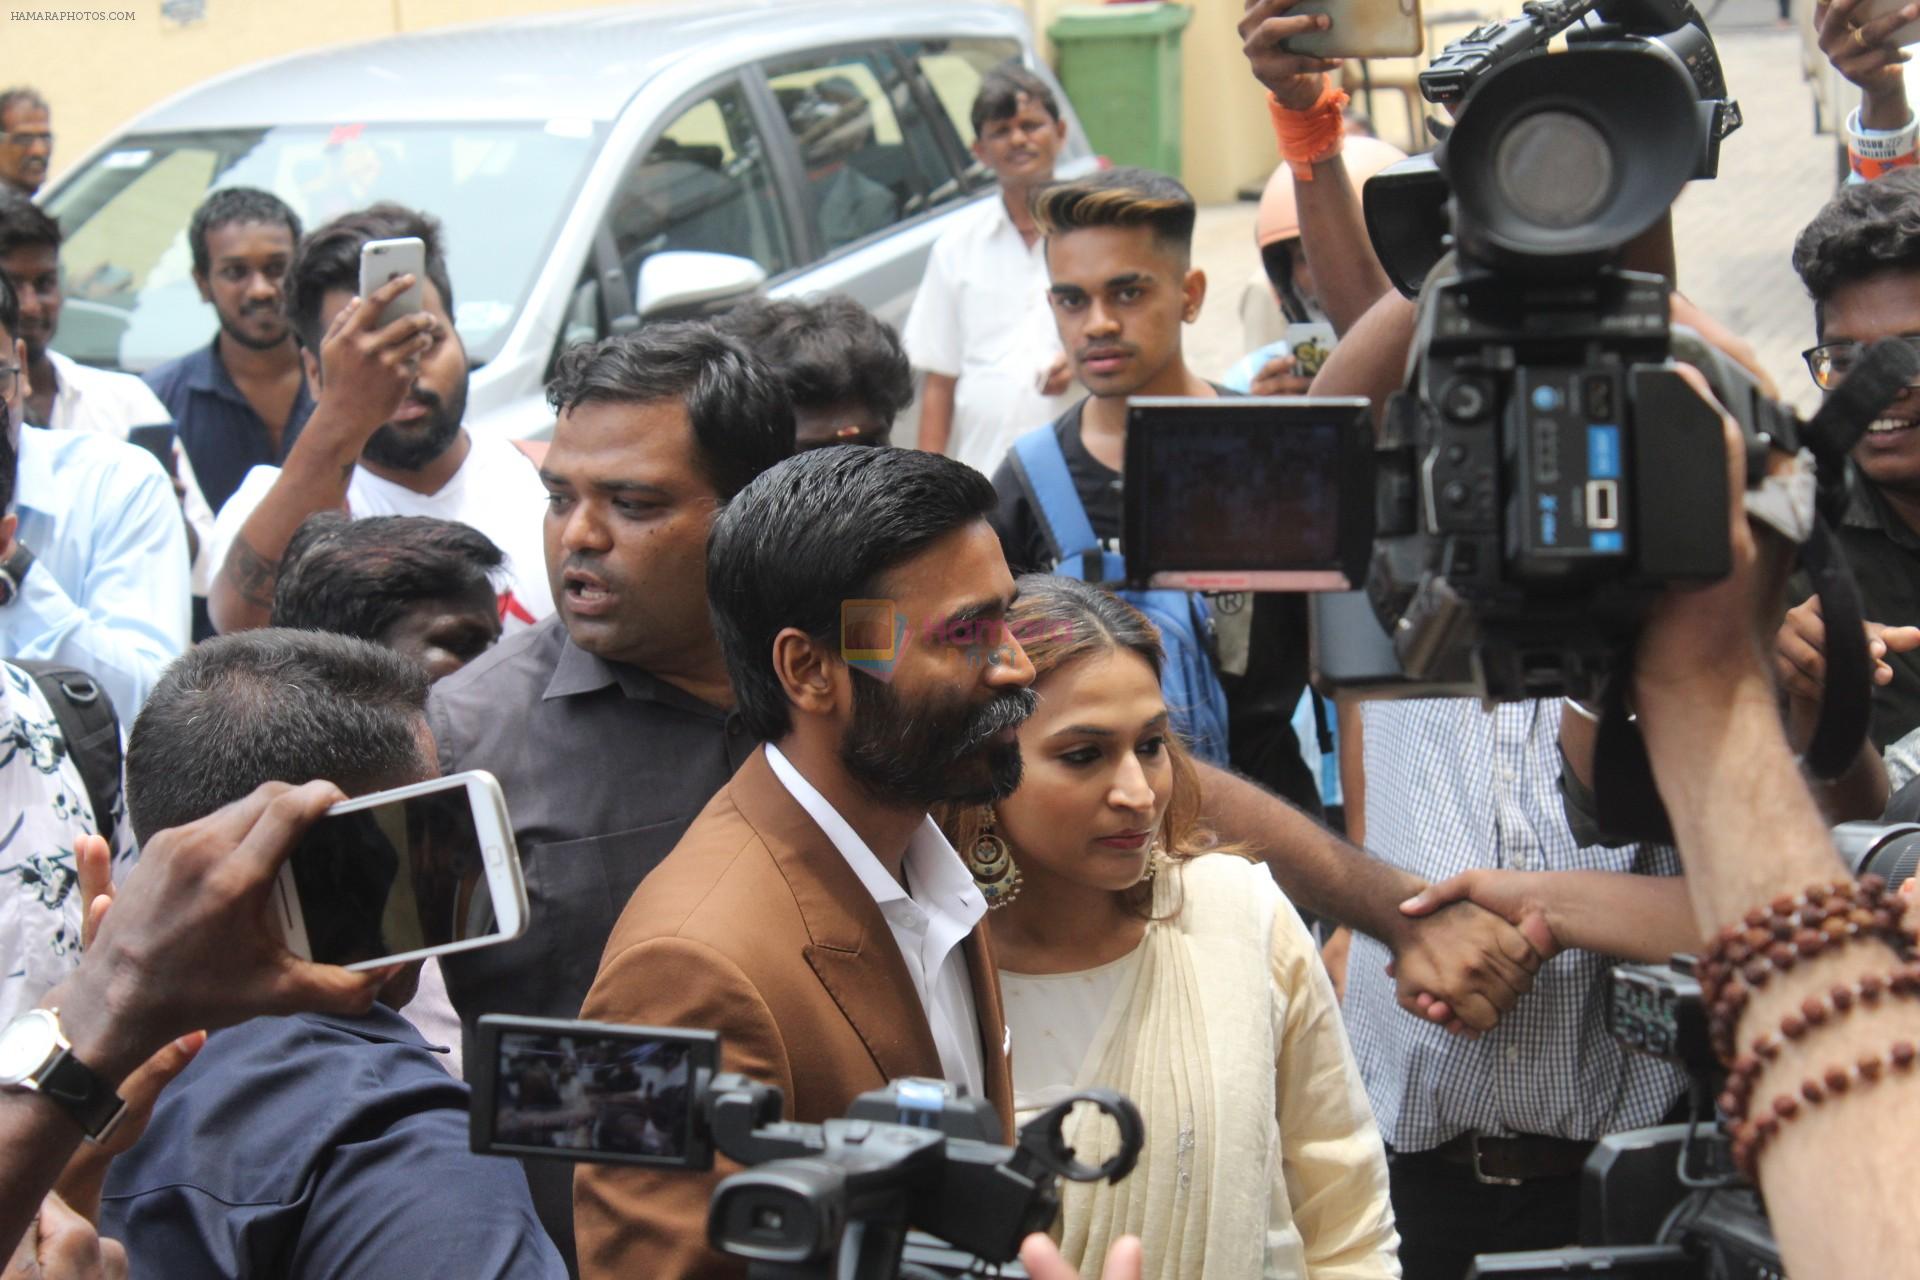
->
[1803, 334, 1920, 391]
[0, 366, 16, 398]
[2, 132, 52, 150]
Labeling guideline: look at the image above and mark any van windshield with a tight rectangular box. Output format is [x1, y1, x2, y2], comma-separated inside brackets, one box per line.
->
[43, 121, 601, 372]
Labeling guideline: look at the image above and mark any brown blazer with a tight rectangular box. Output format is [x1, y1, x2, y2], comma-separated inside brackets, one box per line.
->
[574, 748, 1014, 1280]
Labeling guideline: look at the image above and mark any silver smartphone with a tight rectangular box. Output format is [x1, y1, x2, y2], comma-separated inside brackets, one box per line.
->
[357, 235, 426, 329]
[270, 770, 528, 971]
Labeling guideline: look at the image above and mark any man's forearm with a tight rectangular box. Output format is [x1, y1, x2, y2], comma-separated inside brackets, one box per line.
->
[1294, 154, 1393, 337]
[1536, 872, 1702, 963]
[1308, 291, 1417, 420]
[1196, 760, 1419, 944]
[209, 419, 358, 632]
[918, 373, 957, 457]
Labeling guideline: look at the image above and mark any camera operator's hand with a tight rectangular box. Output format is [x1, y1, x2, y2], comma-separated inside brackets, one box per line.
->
[307, 276, 440, 457]
[1240, 0, 1342, 110]
[1020, 1234, 1142, 1280]
[45, 781, 396, 1087]
[1250, 352, 1314, 396]
[1816, 0, 1917, 131]
[1384, 901, 1545, 1036]
[3, 1194, 126, 1280]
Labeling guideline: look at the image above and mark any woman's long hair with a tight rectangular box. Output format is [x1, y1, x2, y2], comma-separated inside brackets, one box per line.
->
[937, 574, 1243, 917]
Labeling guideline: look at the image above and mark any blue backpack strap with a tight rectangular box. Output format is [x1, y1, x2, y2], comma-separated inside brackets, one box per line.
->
[1010, 427, 1105, 580]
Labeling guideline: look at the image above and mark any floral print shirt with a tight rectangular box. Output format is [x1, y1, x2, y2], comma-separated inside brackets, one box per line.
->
[0, 661, 122, 1025]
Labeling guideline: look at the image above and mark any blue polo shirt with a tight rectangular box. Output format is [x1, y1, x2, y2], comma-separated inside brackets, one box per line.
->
[143, 337, 314, 514]
[99, 1004, 566, 1279]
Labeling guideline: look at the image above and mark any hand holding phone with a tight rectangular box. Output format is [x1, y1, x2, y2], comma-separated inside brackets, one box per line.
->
[270, 771, 528, 971]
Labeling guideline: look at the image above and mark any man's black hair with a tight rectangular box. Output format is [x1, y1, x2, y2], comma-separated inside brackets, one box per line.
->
[271, 512, 503, 642]
[1794, 170, 1920, 334]
[712, 295, 911, 428]
[0, 88, 47, 122]
[707, 446, 998, 741]
[0, 268, 17, 346]
[547, 321, 795, 500]
[190, 187, 303, 279]
[286, 202, 454, 352]
[1032, 166, 1197, 261]
[125, 629, 432, 843]
[970, 60, 1060, 136]
[0, 188, 60, 256]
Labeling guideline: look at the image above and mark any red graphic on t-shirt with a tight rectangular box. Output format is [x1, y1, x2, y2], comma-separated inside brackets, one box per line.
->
[499, 592, 537, 626]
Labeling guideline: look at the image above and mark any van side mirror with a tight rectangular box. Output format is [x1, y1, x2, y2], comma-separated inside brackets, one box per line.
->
[635, 250, 767, 319]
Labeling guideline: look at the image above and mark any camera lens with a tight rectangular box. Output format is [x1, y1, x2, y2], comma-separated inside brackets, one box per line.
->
[1832, 822, 1920, 894]
[1492, 110, 1616, 231]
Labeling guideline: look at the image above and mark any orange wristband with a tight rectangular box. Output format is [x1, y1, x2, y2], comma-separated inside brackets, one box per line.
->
[1269, 80, 1350, 182]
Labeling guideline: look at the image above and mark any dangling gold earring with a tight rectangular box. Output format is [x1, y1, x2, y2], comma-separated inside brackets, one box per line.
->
[966, 808, 1023, 910]
[1138, 833, 1165, 886]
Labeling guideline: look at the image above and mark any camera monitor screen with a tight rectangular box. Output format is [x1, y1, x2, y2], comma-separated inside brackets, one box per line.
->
[470, 1015, 718, 1169]
[1122, 396, 1375, 593]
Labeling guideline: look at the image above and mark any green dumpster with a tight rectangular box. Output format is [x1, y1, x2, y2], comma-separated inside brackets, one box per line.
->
[1047, 2, 1193, 178]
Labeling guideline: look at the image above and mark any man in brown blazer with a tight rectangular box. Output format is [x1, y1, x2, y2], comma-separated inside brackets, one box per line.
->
[576, 446, 1039, 1279]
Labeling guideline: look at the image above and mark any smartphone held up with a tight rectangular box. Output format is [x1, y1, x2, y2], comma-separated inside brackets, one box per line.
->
[358, 235, 427, 329]
[1284, 0, 1424, 59]
[270, 770, 529, 971]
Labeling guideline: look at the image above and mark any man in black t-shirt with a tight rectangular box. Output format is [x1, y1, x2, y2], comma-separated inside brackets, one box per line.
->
[986, 167, 1319, 813]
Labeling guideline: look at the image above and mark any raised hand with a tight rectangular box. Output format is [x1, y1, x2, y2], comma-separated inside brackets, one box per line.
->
[1240, 0, 1343, 110]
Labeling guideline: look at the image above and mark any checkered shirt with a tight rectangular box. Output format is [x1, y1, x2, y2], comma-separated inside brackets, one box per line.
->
[1343, 697, 1690, 1152]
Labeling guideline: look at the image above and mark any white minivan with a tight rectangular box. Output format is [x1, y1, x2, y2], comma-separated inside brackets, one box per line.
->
[42, 0, 1096, 442]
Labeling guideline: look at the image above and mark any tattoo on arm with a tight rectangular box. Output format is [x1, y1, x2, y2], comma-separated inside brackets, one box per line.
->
[227, 538, 279, 609]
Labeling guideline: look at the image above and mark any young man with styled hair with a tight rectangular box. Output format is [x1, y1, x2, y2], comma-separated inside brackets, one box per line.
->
[902, 60, 1077, 474]
[988, 165, 1322, 815]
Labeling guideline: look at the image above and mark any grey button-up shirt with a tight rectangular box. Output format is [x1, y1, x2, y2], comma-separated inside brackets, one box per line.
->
[429, 615, 756, 1027]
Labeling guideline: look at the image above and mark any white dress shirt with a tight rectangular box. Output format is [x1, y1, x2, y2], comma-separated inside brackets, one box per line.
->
[5, 427, 191, 717]
[901, 195, 1076, 477]
[42, 349, 216, 591]
[763, 743, 988, 1101]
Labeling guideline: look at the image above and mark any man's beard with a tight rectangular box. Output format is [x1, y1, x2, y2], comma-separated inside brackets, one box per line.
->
[840, 676, 1036, 809]
[360, 373, 467, 471]
[217, 304, 290, 352]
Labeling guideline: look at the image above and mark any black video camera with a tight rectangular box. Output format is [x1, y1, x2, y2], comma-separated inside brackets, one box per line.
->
[468, 1015, 1144, 1279]
[1463, 958, 1781, 1277]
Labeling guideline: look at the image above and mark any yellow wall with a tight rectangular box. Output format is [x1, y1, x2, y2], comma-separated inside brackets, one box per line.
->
[7, 0, 1276, 204]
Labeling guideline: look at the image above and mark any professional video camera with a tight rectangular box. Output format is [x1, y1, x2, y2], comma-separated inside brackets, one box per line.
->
[1464, 823, 1914, 1276]
[468, 1015, 1144, 1279]
[1125, 0, 1917, 782]
[1458, 956, 1780, 1277]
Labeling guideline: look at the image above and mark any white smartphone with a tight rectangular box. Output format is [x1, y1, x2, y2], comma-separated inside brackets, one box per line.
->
[271, 770, 528, 971]
[358, 235, 426, 330]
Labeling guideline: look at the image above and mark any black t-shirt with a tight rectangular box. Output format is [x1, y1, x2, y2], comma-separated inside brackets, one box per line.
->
[987, 396, 1321, 814]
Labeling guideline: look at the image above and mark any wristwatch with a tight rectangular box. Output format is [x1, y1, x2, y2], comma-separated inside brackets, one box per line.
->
[0, 1007, 126, 1141]
[0, 542, 33, 607]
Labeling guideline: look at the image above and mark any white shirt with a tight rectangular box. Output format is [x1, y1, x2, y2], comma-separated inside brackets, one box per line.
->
[902, 195, 1075, 477]
[208, 432, 556, 634]
[42, 350, 217, 592]
[0, 662, 104, 1026]
[762, 743, 988, 1101]
[1001, 945, 1144, 1122]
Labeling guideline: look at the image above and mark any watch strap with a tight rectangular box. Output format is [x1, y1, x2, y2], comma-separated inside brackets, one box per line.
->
[39, 1045, 126, 1141]
[0, 542, 33, 607]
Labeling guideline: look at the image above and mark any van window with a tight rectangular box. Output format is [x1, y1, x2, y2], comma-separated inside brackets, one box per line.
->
[608, 83, 794, 285]
[43, 122, 601, 372]
[900, 38, 1026, 153]
[764, 47, 956, 255]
